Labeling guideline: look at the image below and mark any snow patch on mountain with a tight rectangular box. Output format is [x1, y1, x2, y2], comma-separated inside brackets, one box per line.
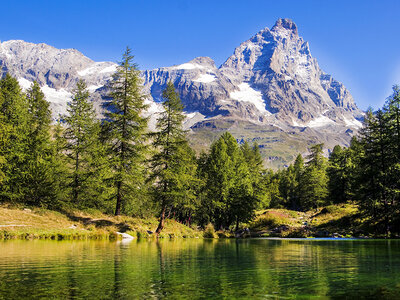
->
[171, 63, 205, 70]
[307, 116, 335, 128]
[194, 73, 216, 83]
[230, 83, 270, 115]
[87, 85, 102, 92]
[344, 117, 363, 128]
[41, 86, 72, 104]
[183, 111, 206, 129]
[17, 77, 32, 90]
[100, 65, 117, 74]
[77, 62, 117, 76]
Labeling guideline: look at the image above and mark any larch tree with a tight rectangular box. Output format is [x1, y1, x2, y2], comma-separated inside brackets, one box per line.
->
[24, 81, 55, 205]
[63, 79, 102, 206]
[104, 47, 149, 215]
[202, 132, 257, 230]
[299, 144, 329, 210]
[0, 74, 29, 202]
[150, 81, 198, 234]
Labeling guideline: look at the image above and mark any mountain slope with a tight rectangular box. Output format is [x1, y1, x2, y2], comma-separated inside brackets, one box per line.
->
[0, 19, 363, 167]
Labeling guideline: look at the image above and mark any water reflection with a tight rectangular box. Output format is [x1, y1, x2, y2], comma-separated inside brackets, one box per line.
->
[0, 239, 400, 299]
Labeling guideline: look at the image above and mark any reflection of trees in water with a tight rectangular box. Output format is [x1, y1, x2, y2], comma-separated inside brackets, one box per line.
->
[1, 240, 400, 298]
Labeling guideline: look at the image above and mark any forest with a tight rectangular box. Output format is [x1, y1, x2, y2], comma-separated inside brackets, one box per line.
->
[1, 48, 399, 235]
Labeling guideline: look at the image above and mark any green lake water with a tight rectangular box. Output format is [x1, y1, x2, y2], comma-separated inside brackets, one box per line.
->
[0, 238, 400, 299]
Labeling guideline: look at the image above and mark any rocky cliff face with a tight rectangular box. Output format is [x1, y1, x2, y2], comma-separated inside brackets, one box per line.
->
[0, 40, 117, 116]
[143, 18, 363, 130]
[0, 19, 364, 167]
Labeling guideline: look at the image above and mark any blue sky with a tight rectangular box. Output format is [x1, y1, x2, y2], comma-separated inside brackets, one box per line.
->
[1, 0, 399, 110]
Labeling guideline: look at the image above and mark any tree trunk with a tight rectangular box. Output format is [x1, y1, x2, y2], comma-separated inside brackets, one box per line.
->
[156, 204, 166, 235]
[115, 181, 122, 216]
[73, 150, 79, 204]
[235, 217, 239, 232]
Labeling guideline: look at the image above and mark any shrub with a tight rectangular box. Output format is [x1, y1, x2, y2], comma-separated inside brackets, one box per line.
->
[203, 223, 217, 238]
[249, 212, 288, 230]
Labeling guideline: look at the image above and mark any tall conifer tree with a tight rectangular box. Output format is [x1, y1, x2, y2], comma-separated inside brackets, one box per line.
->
[0, 74, 29, 202]
[105, 47, 149, 215]
[299, 144, 328, 210]
[24, 81, 55, 205]
[63, 80, 102, 206]
[150, 82, 198, 234]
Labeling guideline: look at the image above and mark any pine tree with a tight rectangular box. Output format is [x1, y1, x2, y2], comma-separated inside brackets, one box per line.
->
[299, 144, 328, 210]
[292, 154, 304, 209]
[263, 169, 282, 209]
[202, 132, 257, 230]
[104, 47, 149, 215]
[241, 141, 267, 208]
[50, 121, 70, 205]
[63, 79, 105, 207]
[150, 82, 198, 234]
[279, 165, 296, 208]
[382, 86, 400, 229]
[23, 81, 55, 205]
[357, 97, 399, 234]
[327, 145, 356, 204]
[0, 74, 29, 202]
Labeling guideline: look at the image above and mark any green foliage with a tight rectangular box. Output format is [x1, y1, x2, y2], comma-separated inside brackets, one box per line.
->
[0, 74, 29, 202]
[23, 81, 57, 206]
[203, 223, 217, 238]
[353, 86, 400, 234]
[262, 170, 282, 209]
[327, 144, 356, 204]
[249, 212, 289, 231]
[63, 80, 111, 209]
[198, 132, 259, 230]
[104, 47, 149, 215]
[150, 82, 198, 233]
[298, 144, 329, 210]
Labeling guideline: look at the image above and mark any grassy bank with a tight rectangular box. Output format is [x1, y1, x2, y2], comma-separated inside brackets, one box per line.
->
[0, 203, 383, 241]
[246, 203, 375, 238]
[0, 204, 202, 241]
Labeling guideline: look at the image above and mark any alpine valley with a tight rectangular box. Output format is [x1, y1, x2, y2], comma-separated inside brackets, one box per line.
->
[0, 19, 363, 168]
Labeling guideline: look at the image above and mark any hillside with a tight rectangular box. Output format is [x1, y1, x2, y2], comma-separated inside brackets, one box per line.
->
[0, 205, 201, 240]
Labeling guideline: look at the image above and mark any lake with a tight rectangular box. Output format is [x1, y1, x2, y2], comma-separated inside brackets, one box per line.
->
[0, 238, 399, 299]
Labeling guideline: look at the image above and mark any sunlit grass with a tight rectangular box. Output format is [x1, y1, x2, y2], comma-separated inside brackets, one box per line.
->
[0, 204, 201, 240]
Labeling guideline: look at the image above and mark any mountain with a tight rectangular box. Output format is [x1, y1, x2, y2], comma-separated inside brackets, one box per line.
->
[0, 39, 117, 116]
[0, 19, 363, 168]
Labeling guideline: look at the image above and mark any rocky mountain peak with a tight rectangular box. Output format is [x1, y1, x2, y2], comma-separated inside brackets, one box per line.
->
[271, 18, 298, 36]
[187, 57, 216, 69]
[0, 19, 365, 167]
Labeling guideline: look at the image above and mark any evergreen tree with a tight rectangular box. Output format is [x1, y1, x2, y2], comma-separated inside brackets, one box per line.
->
[262, 170, 282, 209]
[241, 141, 267, 207]
[23, 81, 55, 205]
[278, 165, 296, 208]
[50, 121, 70, 204]
[299, 144, 329, 210]
[357, 97, 399, 234]
[202, 132, 257, 230]
[327, 145, 356, 204]
[63, 80, 106, 207]
[150, 82, 198, 234]
[104, 47, 149, 215]
[0, 74, 29, 202]
[382, 86, 400, 229]
[292, 154, 304, 209]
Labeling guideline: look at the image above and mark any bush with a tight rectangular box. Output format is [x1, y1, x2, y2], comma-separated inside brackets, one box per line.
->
[203, 223, 217, 238]
[249, 212, 288, 231]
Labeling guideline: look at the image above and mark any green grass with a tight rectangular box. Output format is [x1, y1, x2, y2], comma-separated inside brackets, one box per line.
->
[248, 203, 364, 238]
[0, 204, 201, 240]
